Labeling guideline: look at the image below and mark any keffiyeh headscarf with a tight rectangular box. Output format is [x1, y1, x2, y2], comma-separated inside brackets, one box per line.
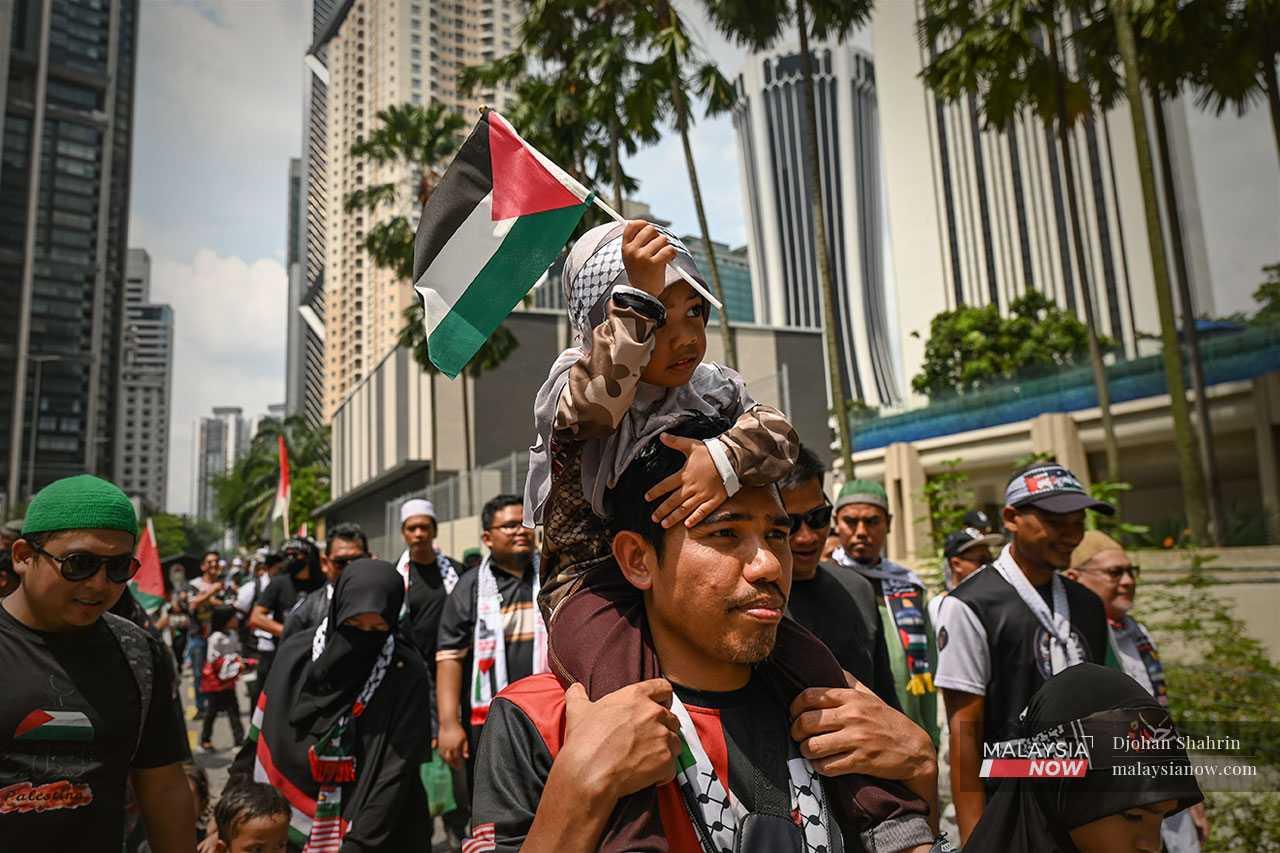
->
[526, 222, 748, 522]
[561, 221, 707, 348]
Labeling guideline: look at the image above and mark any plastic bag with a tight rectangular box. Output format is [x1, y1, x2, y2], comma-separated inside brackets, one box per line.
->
[420, 750, 456, 817]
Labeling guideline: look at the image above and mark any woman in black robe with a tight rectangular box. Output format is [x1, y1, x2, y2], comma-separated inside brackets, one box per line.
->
[965, 663, 1203, 852]
[240, 558, 433, 852]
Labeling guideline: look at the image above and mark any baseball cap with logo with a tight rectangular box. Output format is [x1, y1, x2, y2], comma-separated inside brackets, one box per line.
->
[944, 528, 1005, 558]
[1005, 463, 1115, 515]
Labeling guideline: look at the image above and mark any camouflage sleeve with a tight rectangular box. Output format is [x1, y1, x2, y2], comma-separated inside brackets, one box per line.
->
[553, 288, 663, 441]
[716, 404, 800, 487]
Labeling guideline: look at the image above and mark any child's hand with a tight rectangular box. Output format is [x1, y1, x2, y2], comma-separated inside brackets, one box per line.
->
[621, 220, 677, 298]
[644, 435, 729, 529]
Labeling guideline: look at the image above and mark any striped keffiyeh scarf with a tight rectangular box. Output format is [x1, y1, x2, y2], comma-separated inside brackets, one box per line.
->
[469, 554, 546, 726]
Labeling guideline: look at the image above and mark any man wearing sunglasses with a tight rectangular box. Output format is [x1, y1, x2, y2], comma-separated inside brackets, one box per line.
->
[779, 446, 902, 711]
[282, 523, 370, 639]
[0, 475, 194, 852]
[1066, 530, 1209, 851]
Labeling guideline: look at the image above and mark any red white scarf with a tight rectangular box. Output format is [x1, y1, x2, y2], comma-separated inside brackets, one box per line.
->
[469, 555, 546, 726]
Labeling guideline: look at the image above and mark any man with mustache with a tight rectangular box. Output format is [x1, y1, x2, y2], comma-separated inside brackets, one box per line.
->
[468, 419, 942, 852]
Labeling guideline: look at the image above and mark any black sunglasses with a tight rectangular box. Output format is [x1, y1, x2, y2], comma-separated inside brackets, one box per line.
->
[330, 552, 370, 571]
[31, 543, 141, 584]
[788, 503, 833, 535]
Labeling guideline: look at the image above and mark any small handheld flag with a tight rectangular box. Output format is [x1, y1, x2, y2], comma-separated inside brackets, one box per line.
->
[411, 110, 719, 380]
[130, 518, 165, 614]
[272, 435, 291, 534]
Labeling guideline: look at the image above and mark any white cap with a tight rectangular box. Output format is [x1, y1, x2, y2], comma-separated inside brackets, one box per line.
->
[231, 556, 244, 567]
[400, 498, 436, 524]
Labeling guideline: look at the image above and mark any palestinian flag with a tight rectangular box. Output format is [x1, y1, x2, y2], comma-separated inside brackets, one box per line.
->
[129, 518, 165, 614]
[14, 709, 94, 742]
[412, 110, 593, 378]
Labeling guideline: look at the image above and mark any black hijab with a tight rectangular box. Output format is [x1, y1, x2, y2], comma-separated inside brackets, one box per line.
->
[965, 664, 1203, 852]
[288, 559, 404, 739]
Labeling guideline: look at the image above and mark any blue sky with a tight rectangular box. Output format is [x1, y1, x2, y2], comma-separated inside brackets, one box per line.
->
[131, 0, 1277, 514]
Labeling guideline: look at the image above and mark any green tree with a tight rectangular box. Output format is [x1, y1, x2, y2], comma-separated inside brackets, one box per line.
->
[1251, 262, 1280, 325]
[1108, 0, 1212, 543]
[150, 513, 221, 558]
[911, 290, 1096, 398]
[921, 0, 1122, 485]
[921, 459, 973, 552]
[1193, 0, 1280, 167]
[701, 0, 866, 475]
[211, 416, 331, 546]
[346, 101, 522, 477]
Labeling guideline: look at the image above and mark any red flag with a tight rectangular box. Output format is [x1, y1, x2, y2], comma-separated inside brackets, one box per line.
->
[130, 519, 165, 613]
[272, 435, 291, 533]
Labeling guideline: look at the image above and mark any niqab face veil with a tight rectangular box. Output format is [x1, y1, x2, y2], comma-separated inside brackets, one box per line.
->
[966, 663, 1203, 852]
[288, 558, 404, 739]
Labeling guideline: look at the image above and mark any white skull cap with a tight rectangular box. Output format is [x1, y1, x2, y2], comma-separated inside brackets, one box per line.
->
[400, 498, 436, 524]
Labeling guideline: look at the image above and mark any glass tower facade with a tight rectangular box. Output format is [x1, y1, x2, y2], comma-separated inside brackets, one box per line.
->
[1, 0, 139, 503]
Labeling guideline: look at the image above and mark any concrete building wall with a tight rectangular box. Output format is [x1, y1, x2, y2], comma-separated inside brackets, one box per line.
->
[871, 1, 1223, 401]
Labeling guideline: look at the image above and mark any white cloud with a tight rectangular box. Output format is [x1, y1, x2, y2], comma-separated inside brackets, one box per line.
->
[151, 249, 287, 514]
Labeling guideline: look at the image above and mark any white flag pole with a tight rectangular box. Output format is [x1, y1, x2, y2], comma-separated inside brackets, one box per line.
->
[493, 110, 723, 311]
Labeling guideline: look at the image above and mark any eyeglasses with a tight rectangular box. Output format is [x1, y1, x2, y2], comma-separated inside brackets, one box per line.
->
[30, 543, 141, 584]
[788, 503, 833, 535]
[330, 553, 370, 571]
[487, 520, 526, 533]
[1084, 564, 1140, 582]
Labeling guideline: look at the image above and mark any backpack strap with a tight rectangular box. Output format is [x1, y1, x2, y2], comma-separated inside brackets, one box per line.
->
[103, 611, 157, 761]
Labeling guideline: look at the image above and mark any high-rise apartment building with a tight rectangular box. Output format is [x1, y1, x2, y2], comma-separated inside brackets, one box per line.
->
[193, 406, 249, 523]
[683, 236, 755, 325]
[1, 0, 140, 503]
[733, 42, 902, 406]
[872, 2, 1218, 394]
[115, 248, 173, 511]
[309, 0, 521, 420]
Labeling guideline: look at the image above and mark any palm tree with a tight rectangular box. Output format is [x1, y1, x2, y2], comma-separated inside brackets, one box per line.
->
[1075, 0, 1226, 541]
[920, 0, 1122, 486]
[1192, 0, 1280, 166]
[1108, 0, 1212, 542]
[346, 101, 521, 481]
[212, 415, 331, 545]
[701, 0, 864, 475]
[650, 3, 742, 368]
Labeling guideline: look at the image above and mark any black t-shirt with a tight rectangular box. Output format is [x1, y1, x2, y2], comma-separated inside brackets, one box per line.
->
[787, 565, 902, 711]
[404, 558, 454, 670]
[933, 567, 1109, 746]
[472, 673, 931, 852]
[0, 605, 189, 851]
[256, 573, 316, 628]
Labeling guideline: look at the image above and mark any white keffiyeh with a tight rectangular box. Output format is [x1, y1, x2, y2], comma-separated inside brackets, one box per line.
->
[992, 544, 1083, 675]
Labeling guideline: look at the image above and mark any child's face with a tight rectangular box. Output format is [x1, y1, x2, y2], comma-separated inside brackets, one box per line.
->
[225, 615, 239, 632]
[640, 281, 707, 387]
[221, 814, 290, 853]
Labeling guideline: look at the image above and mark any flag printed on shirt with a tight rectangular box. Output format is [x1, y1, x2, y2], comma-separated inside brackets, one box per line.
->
[14, 709, 94, 742]
[461, 822, 496, 853]
[412, 109, 593, 379]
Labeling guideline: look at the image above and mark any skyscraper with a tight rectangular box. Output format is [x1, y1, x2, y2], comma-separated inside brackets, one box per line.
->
[733, 42, 902, 406]
[871, 2, 1217, 392]
[1, 0, 141, 503]
[115, 249, 174, 512]
[193, 406, 249, 524]
[285, 155, 325, 426]
[309, 0, 522, 420]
